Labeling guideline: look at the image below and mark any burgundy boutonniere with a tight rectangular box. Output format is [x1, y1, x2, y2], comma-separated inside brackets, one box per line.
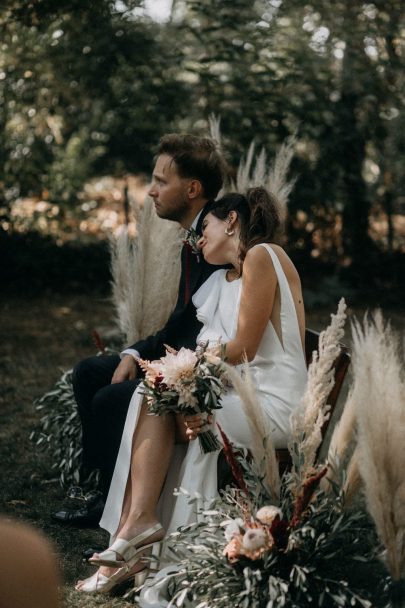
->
[183, 228, 201, 263]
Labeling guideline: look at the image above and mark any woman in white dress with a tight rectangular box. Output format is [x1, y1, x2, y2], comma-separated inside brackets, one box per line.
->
[75, 187, 307, 595]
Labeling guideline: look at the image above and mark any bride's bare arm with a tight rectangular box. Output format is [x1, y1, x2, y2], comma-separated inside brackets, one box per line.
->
[223, 246, 277, 365]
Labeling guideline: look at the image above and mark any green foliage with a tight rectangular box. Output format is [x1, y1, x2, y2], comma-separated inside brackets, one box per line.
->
[0, 0, 188, 207]
[1, 0, 404, 289]
[155, 468, 389, 607]
[30, 348, 113, 488]
[30, 368, 85, 487]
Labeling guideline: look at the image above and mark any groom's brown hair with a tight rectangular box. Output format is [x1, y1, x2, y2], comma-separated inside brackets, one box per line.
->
[157, 134, 226, 200]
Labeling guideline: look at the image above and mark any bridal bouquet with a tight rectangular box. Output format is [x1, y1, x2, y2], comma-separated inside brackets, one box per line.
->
[137, 344, 226, 453]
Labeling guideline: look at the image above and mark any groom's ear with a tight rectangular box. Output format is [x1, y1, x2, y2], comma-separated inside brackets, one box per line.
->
[187, 179, 203, 200]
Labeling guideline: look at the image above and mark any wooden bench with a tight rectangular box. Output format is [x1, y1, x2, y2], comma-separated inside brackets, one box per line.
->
[217, 328, 351, 486]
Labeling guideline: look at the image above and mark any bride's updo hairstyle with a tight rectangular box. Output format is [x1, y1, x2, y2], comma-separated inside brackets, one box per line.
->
[210, 187, 282, 260]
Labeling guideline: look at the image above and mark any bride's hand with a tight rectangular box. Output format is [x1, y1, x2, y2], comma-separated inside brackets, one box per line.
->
[184, 414, 213, 440]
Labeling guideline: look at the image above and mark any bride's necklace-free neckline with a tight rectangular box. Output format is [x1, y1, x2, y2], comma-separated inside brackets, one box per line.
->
[226, 268, 240, 282]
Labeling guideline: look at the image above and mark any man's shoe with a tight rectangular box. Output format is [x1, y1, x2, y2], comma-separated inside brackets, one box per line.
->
[51, 492, 105, 527]
[82, 545, 106, 561]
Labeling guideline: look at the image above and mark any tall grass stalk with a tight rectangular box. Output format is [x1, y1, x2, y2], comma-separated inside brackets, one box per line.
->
[352, 312, 405, 581]
[224, 362, 280, 500]
[110, 197, 183, 344]
[289, 298, 347, 488]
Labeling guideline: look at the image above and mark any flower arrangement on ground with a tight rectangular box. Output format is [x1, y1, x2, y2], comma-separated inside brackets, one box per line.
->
[137, 343, 226, 453]
[161, 453, 382, 608]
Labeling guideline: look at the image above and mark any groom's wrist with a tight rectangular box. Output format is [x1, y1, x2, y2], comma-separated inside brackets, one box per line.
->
[120, 348, 140, 361]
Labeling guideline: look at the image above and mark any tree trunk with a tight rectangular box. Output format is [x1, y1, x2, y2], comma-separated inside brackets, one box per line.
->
[340, 2, 372, 271]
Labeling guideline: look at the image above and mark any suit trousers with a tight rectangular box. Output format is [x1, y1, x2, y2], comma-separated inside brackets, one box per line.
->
[72, 354, 140, 497]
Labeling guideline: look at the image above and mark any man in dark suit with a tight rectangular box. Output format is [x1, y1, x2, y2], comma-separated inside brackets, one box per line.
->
[52, 133, 227, 527]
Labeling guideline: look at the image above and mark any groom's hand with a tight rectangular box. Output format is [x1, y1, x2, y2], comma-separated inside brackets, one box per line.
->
[111, 356, 138, 384]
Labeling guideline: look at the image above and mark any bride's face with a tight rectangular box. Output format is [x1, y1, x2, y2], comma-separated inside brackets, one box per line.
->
[198, 213, 232, 265]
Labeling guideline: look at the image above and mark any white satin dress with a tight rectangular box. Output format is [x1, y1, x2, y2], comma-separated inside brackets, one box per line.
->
[100, 244, 307, 602]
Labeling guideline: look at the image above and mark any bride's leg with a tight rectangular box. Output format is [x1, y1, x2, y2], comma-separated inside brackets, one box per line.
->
[78, 402, 175, 587]
[114, 400, 175, 539]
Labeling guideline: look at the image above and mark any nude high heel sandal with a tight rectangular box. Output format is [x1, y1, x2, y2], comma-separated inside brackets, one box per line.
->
[89, 522, 164, 568]
[75, 565, 140, 594]
[75, 542, 163, 595]
[133, 541, 163, 589]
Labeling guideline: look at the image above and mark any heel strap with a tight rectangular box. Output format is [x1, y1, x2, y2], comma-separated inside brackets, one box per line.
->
[128, 522, 163, 549]
[96, 522, 164, 566]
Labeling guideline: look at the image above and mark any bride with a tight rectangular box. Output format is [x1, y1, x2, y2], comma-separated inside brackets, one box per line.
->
[75, 187, 308, 595]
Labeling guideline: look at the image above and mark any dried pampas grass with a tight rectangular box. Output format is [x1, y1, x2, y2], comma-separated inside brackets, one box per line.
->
[343, 447, 362, 504]
[351, 311, 405, 580]
[208, 116, 296, 215]
[110, 196, 183, 344]
[289, 298, 347, 485]
[208, 114, 222, 152]
[323, 387, 358, 497]
[233, 136, 296, 218]
[327, 388, 357, 466]
[223, 361, 280, 501]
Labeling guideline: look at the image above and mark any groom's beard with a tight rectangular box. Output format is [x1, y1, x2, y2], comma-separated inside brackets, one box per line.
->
[155, 194, 190, 224]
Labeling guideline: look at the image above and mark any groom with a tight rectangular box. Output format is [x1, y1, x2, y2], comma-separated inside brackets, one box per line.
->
[52, 133, 227, 526]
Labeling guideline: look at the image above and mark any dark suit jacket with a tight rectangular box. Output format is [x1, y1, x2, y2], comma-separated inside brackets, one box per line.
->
[130, 201, 227, 361]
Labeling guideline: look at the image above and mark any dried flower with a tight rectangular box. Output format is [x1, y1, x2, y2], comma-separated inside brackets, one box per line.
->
[204, 351, 222, 366]
[290, 466, 328, 528]
[223, 536, 243, 563]
[158, 347, 198, 385]
[223, 361, 280, 500]
[91, 330, 106, 354]
[137, 357, 164, 384]
[216, 423, 249, 496]
[223, 518, 244, 541]
[224, 522, 274, 563]
[242, 528, 268, 551]
[110, 196, 182, 344]
[351, 312, 405, 580]
[256, 505, 283, 525]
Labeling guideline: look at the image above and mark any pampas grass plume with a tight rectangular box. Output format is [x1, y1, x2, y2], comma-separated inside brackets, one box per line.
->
[233, 136, 296, 219]
[327, 388, 357, 466]
[289, 298, 347, 485]
[208, 114, 222, 151]
[110, 196, 183, 344]
[223, 361, 280, 500]
[351, 311, 405, 580]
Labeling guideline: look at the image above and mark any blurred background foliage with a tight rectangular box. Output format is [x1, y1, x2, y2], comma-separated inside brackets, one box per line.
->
[0, 0, 404, 304]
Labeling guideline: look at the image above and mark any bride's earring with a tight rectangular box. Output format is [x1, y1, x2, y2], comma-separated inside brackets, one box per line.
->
[225, 227, 235, 236]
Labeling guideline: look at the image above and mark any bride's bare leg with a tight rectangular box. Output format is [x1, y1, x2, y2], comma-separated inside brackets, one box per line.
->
[113, 401, 175, 539]
[114, 409, 186, 538]
[79, 402, 175, 586]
